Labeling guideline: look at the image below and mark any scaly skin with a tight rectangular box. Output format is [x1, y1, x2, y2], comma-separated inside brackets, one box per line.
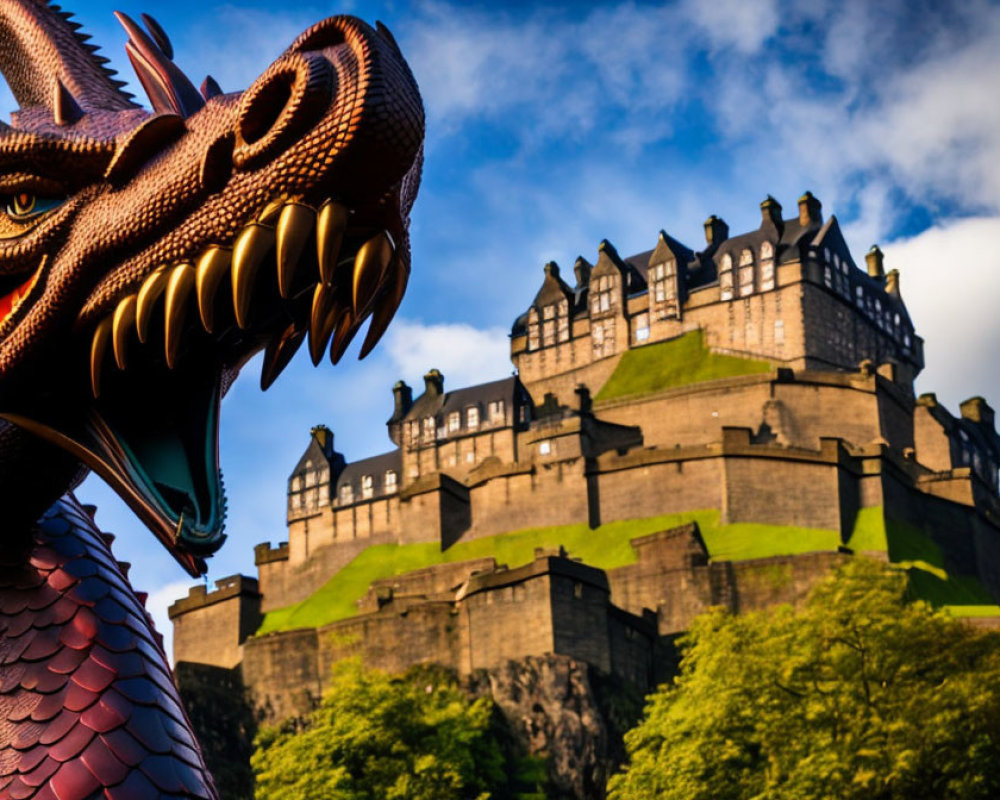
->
[0, 2, 423, 797]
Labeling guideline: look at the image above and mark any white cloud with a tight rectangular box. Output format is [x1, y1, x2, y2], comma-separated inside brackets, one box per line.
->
[383, 319, 512, 388]
[680, 0, 780, 54]
[884, 216, 1000, 410]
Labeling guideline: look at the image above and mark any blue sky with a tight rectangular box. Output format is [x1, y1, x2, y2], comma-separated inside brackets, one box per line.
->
[3, 0, 999, 654]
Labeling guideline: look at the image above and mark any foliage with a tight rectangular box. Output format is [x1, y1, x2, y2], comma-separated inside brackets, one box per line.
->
[594, 330, 772, 403]
[608, 558, 1000, 800]
[258, 511, 844, 633]
[252, 661, 544, 800]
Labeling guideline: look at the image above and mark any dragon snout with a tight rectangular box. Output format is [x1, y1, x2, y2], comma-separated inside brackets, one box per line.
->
[234, 50, 333, 169]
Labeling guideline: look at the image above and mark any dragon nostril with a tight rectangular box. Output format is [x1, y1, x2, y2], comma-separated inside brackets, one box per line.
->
[233, 52, 333, 170]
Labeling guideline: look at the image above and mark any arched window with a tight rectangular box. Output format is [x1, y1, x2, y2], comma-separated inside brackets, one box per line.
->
[738, 248, 754, 296]
[361, 474, 374, 499]
[759, 242, 775, 291]
[719, 253, 734, 300]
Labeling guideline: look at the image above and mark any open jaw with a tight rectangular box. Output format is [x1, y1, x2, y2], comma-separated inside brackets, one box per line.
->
[3, 195, 407, 577]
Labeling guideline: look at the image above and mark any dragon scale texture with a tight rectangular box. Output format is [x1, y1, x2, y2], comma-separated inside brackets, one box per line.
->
[0, 1, 424, 797]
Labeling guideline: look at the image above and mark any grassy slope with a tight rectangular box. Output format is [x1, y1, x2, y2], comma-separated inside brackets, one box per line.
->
[846, 507, 1000, 617]
[594, 329, 772, 403]
[258, 511, 843, 634]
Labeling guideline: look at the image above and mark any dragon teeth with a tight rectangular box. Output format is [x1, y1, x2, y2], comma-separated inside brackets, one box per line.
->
[360, 259, 409, 360]
[90, 317, 113, 398]
[195, 246, 231, 334]
[232, 222, 275, 329]
[136, 265, 169, 343]
[316, 200, 348, 284]
[111, 295, 137, 370]
[164, 263, 196, 369]
[276, 202, 316, 299]
[352, 231, 394, 317]
[329, 309, 357, 365]
[308, 282, 339, 366]
[261, 322, 306, 391]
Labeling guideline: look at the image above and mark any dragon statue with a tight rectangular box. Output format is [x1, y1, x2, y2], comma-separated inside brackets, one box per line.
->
[0, 1, 423, 797]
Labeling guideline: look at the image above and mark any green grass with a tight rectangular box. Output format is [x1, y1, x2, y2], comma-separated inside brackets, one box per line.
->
[847, 507, 998, 615]
[257, 511, 847, 634]
[594, 330, 772, 403]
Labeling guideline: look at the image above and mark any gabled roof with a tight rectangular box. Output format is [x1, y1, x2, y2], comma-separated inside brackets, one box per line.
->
[335, 450, 402, 496]
[407, 376, 523, 422]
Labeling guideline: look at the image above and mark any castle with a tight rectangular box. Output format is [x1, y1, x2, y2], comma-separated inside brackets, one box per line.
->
[170, 192, 1000, 723]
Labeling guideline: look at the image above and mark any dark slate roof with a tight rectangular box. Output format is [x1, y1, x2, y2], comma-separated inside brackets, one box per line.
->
[408, 376, 521, 423]
[334, 450, 402, 497]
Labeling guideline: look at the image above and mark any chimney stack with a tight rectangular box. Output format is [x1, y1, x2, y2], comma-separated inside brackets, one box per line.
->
[703, 215, 729, 246]
[760, 195, 783, 232]
[310, 424, 333, 456]
[392, 380, 413, 418]
[544, 261, 560, 279]
[423, 369, 444, 396]
[885, 268, 900, 297]
[865, 245, 885, 279]
[797, 191, 822, 227]
[961, 397, 996, 429]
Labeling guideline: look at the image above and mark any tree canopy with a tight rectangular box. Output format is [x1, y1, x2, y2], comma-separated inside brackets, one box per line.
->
[608, 558, 1000, 800]
[252, 660, 543, 800]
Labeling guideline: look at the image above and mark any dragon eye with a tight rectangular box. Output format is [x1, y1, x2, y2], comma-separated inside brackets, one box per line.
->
[4, 193, 61, 221]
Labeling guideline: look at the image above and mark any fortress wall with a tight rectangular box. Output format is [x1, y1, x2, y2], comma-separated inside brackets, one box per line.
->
[520, 352, 623, 407]
[288, 512, 324, 565]
[328, 496, 397, 547]
[169, 578, 262, 669]
[722, 456, 842, 530]
[316, 603, 464, 677]
[607, 608, 656, 690]
[595, 457, 723, 525]
[914, 404, 954, 471]
[465, 577, 555, 671]
[361, 558, 498, 612]
[729, 552, 849, 612]
[769, 380, 880, 449]
[242, 628, 322, 724]
[597, 380, 772, 450]
[465, 464, 590, 540]
[876, 381, 916, 451]
[550, 573, 613, 673]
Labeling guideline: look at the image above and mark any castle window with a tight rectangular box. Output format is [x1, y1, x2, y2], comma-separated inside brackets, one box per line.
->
[291, 476, 302, 492]
[759, 242, 775, 291]
[824, 265, 832, 288]
[573, 582, 584, 599]
[422, 416, 435, 442]
[856, 286, 864, 308]
[539, 439, 552, 455]
[361, 474, 373, 499]
[592, 318, 615, 358]
[384, 470, 397, 492]
[290, 492, 301, 510]
[318, 484, 328, 504]
[448, 411, 460, 432]
[774, 319, 784, 345]
[557, 300, 570, 342]
[488, 400, 505, 424]
[719, 253, 733, 300]
[635, 312, 650, 342]
[650, 260, 679, 318]
[339, 484, 353, 504]
[738, 248, 755, 296]
[592, 275, 615, 316]
[527, 308, 540, 351]
[542, 304, 557, 347]
[467, 406, 479, 429]
[305, 470, 316, 488]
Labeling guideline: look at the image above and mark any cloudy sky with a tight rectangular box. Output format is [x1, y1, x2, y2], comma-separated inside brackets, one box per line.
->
[3, 0, 999, 655]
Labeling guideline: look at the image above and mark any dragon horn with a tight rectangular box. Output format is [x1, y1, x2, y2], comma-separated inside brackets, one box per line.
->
[0, 1, 135, 115]
[114, 11, 205, 119]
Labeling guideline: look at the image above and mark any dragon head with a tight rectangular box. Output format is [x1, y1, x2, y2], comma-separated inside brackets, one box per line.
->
[0, 2, 423, 575]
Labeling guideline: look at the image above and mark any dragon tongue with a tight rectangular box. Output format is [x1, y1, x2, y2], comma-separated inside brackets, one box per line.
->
[0, 261, 45, 329]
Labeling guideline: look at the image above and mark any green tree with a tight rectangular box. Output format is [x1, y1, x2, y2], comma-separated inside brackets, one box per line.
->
[252, 660, 542, 800]
[608, 558, 1000, 800]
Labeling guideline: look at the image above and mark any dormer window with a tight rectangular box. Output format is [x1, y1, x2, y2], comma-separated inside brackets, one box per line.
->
[339, 484, 353, 504]
[650, 260, 679, 318]
[467, 406, 479, 430]
[759, 242, 775, 291]
[719, 253, 734, 300]
[488, 400, 505, 424]
[361, 474, 374, 499]
[448, 411, 460, 432]
[738, 248, 754, 296]
[422, 416, 435, 442]
[384, 470, 397, 492]
[591, 275, 615, 316]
